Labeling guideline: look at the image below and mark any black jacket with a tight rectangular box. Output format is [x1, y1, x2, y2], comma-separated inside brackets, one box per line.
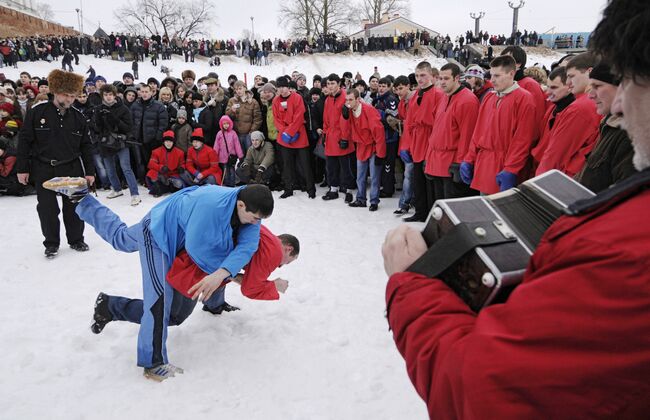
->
[92, 100, 133, 156]
[190, 105, 216, 147]
[130, 98, 168, 146]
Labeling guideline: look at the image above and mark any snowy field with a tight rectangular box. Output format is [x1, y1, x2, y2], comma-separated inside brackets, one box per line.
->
[0, 49, 565, 419]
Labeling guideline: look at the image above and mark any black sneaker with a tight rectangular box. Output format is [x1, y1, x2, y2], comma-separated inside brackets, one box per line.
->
[202, 302, 241, 315]
[319, 180, 328, 188]
[369, 204, 379, 211]
[348, 200, 367, 208]
[307, 190, 316, 199]
[393, 207, 409, 215]
[322, 191, 339, 200]
[91, 292, 112, 334]
[344, 192, 353, 203]
[44, 246, 59, 259]
[379, 191, 393, 198]
[70, 241, 90, 252]
[403, 214, 426, 222]
[279, 190, 293, 199]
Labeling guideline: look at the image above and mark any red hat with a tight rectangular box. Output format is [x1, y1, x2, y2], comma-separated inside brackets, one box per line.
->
[162, 130, 175, 141]
[0, 102, 14, 114]
[191, 127, 204, 141]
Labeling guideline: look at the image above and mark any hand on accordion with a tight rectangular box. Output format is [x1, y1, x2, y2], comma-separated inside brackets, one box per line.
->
[382, 225, 428, 277]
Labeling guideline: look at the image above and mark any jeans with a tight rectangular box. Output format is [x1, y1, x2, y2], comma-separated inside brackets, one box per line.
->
[92, 152, 109, 188]
[398, 162, 414, 210]
[103, 147, 139, 196]
[238, 133, 252, 154]
[356, 155, 381, 205]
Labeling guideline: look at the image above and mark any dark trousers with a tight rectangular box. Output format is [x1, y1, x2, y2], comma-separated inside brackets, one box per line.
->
[429, 175, 479, 200]
[380, 141, 399, 195]
[108, 289, 198, 327]
[325, 153, 355, 191]
[33, 163, 85, 248]
[412, 161, 433, 218]
[280, 145, 314, 193]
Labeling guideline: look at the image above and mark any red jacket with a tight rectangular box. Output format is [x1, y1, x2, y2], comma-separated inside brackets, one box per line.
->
[402, 86, 445, 163]
[186, 145, 222, 182]
[518, 76, 546, 136]
[146, 146, 185, 180]
[425, 87, 479, 177]
[322, 89, 355, 157]
[348, 102, 386, 161]
[534, 94, 601, 177]
[386, 187, 650, 419]
[464, 86, 537, 194]
[0, 153, 16, 177]
[272, 92, 309, 149]
[397, 91, 415, 153]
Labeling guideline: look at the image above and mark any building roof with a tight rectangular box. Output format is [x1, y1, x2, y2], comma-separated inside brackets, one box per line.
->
[349, 16, 439, 39]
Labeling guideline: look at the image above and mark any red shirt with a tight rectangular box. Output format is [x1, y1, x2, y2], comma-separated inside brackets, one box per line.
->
[464, 86, 537, 194]
[322, 89, 355, 156]
[402, 86, 445, 162]
[186, 145, 222, 182]
[348, 102, 386, 161]
[272, 92, 309, 149]
[518, 76, 546, 136]
[146, 146, 185, 180]
[425, 87, 479, 177]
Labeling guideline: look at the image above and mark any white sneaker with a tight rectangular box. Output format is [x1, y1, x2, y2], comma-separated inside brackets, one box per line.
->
[131, 195, 142, 206]
[107, 190, 124, 199]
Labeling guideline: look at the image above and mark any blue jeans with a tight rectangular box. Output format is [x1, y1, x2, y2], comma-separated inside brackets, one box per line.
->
[356, 155, 380, 205]
[92, 152, 109, 188]
[399, 162, 414, 210]
[238, 133, 251, 154]
[103, 147, 139, 196]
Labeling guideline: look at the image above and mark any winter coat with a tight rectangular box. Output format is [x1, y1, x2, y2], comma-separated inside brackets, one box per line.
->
[374, 91, 400, 143]
[213, 115, 244, 164]
[146, 145, 185, 180]
[425, 87, 479, 177]
[185, 144, 222, 181]
[207, 88, 228, 129]
[575, 114, 637, 193]
[130, 98, 168, 146]
[161, 101, 178, 130]
[190, 105, 216, 147]
[272, 92, 309, 149]
[402, 86, 445, 162]
[306, 97, 324, 132]
[92, 100, 133, 156]
[386, 170, 650, 419]
[242, 140, 274, 171]
[226, 92, 262, 135]
[172, 121, 192, 154]
[261, 99, 278, 141]
[322, 89, 354, 157]
[534, 93, 601, 177]
[348, 102, 386, 161]
[463, 85, 537, 194]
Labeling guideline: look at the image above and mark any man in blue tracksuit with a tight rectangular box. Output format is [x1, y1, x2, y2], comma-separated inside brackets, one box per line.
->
[72, 184, 274, 380]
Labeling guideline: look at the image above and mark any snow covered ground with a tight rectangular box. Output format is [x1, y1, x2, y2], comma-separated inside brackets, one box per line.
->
[0, 48, 566, 419]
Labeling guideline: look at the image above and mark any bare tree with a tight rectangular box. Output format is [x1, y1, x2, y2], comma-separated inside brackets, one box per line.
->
[278, 0, 315, 39]
[116, 0, 215, 39]
[312, 0, 352, 36]
[361, 0, 410, 24]
[35, 2, 55, 21]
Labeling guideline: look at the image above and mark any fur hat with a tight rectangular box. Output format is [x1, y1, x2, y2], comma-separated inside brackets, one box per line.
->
[176, 106, 188, 120]
[46, 69, 84, 95]
[191, 127, 204, 141]
[182, 70, 196, 81]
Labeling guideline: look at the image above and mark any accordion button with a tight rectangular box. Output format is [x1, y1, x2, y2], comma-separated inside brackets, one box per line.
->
[481, 273, 496, 288]
[474, 227, 487, 237]
[432, 207, 443, 220]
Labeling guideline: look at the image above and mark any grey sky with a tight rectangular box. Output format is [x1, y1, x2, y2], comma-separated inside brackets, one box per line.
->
[51, 0, 606, 39]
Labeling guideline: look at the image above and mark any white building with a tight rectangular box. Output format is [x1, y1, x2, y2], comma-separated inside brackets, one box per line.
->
[0, 0, 38, 16]
[349, 13, 439, 39]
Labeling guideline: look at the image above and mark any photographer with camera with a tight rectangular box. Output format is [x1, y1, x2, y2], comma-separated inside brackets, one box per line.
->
[93, 84, 140, 206]
[383, 1, 650, 416]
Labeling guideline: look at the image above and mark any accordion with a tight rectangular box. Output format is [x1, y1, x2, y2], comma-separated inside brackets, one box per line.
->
[408, 170, 595, 312]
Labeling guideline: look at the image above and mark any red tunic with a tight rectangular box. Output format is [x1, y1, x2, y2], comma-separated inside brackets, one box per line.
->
[464, 87, 537, 194]
[402, 86, 445, 162]
[348, 102, 386, 161]
[534, 94, 601, 177]
[386, 187, 650, 419]
[146, 146, 185, 180]
[518, 76, 546, 135]
[272, 92, 309, 149]
[322, 89, 355, 157]
[424, 87, 479, 177]
[185, 145, 222, 182]
[397, 93, 412, 153]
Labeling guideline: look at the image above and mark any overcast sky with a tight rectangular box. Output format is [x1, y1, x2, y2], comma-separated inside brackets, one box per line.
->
[50, 0, 607, 39]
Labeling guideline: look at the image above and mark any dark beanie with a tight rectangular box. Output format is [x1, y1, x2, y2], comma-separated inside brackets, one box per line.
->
[309, 87, 322, 96]
[147, 77, 159, 87]
[288, 80, 298, 90]
[38, 79, 48, 87]
[589, 62, 620, 86]
[276, 76, 289, 88]
[191, 91, 203, 101]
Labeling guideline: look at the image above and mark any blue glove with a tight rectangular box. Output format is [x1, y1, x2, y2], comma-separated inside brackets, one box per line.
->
[460, 162, 474, 185]
[399, 150, 413, 164]
[496, 170, 517, 191]
[281, 132, 299, 144]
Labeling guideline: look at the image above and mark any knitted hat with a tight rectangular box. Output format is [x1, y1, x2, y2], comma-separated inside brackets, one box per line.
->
[589, 62, 620, 86]
[93, 75, 106, 83]
[162, 130, 175, 142]
[122, 72, 134, 80]
[464, 65, 485, 80]
[309, 87, 322, 96]
[260, 82, 276, 93]
[38, 79, 49, 87]
[176, 106, 187, 120]
[147, 77, 159, 87]
[250, 131, 265, 141]
[0, 102, 14, 114]
[296, 73, 306, 81]
[191, 127, 204, 141]
[313, 74, 322, 82]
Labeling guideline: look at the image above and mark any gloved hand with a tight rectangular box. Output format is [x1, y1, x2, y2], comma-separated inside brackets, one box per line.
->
[448, 163, 461, 183]
[281, 132, 300, 144]
[254, 168, 264, 183]
[338, 139, 349, 149]
[160, 165, 169, 174]
[399, 150, 413, 164]
[374, 156, 385, 166]
[341, 105, 350, 120]
[496, 170, 517, 191]
[460, 162, 474, 185]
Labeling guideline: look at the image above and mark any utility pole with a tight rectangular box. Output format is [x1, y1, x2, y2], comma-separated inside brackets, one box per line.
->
[79, 0, 84, 35]
[508, 0, 525, 42]
[75, 8, 81, 33]
[469, 11, 485, 38]
[250, 16, 255, 42]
